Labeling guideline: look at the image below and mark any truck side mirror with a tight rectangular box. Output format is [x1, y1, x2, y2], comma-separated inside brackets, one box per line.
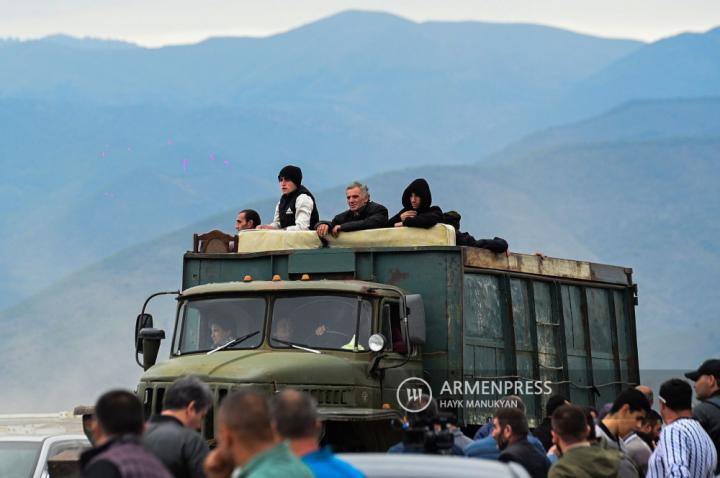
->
[139, 328, 165, 370]
[405, 294, 426, 345]
[135, 313, 154, 353]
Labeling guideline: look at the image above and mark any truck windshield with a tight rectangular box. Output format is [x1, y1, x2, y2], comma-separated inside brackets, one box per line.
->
[175, 297, 265, 354]
[270, 295, 372, 351]
[0, 441, 41, 478]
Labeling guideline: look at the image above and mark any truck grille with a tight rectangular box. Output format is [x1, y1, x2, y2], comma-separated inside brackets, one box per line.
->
[140, 382, 352, 440]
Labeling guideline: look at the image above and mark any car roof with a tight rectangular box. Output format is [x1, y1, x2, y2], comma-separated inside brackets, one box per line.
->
[337, 453, 531, 478]
[0, 434, 87, 443]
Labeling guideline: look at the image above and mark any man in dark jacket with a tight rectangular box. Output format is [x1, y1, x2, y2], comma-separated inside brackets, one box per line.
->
[493, 407, 550, 478]
[442, 211, 509, 253]
[316, 181, 388, 238]
[258, 165, 319, 231]
[388, 178, 443, 229]
[535, 395, 570, 453]
[143, 376, 213, 478]
[686, 359, 720, 473]
[80, 390, 172, 478]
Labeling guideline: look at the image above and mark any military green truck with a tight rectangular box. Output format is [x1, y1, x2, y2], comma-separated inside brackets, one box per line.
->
[134, 229, 639, 450]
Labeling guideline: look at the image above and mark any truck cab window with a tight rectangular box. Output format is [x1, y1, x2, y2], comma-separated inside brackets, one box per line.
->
[270, 295, 371, 351]
[175, 297, 265, 354]
[382, 300, 407, 354]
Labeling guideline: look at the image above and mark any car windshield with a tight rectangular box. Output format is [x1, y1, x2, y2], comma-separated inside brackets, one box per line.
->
[0, 441, 42, 478]
[270, 295, 372, 351]
[175, 297, 265, 354]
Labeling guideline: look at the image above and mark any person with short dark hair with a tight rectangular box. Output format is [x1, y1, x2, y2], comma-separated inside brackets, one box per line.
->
[316, 182, 388, 238]
[465, 396, 546, 459]
[548, 405, 626, 478]
[204, 391, 312, 478]
[143, 376, 213, 478]
[686, 358, 720, 473]
[271, 390, 364, 478]
[442, 211, 508, 253]
[595, 388, 650, 454]
[535, 395, 570, 452]
[388, 178, 443, 229]
[647, 378, 717, 478]
[80, 390, 172, 478]
[492, 407, 550, 478]
[624, 408, 662, 475]
[258, 165, 319, 231]
[236, 209, 261, 231]
[209, 317, 234, 348]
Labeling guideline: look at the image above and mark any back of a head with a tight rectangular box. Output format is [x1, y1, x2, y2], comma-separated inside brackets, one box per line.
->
[659, 378, 693, 412]
[635, 385, 654, 406]
[95, 390, 144, 437]
[643, 409, 663, 426]
[610, 388, 652, 414]
[495, 407, 529, 437]
[163, 376, 213, 412]
[271, 389, 318, 440]
[497, 395, 526, 414]
[442, 211, 461, 230]
[551, 405, 588, 445]
[406, 394, 439, 426]
[545, 394, 568, 417]
[219, 391, 274, 443]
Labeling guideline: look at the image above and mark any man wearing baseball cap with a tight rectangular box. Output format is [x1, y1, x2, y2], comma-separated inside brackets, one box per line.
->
[686, 358, 720, 473]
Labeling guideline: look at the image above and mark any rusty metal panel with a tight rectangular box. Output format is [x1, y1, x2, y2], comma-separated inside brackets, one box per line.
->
[587, 288, 613, 355]
[464, 275, 504, 342]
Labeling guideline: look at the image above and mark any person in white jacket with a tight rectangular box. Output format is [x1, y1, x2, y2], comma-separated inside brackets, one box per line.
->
[258, 165, 319, 231]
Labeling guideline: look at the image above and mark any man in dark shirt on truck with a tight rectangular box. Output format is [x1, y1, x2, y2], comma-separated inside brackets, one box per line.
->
[316, 181, 388, 238]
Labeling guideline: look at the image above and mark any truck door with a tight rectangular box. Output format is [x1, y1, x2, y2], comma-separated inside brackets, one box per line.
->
[378, 298, 421, 407]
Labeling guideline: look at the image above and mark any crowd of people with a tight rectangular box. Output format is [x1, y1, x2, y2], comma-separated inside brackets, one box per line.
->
[388, 358, 719, 478]
[77, 358, 719, 478]
[233, 164, 509, 253]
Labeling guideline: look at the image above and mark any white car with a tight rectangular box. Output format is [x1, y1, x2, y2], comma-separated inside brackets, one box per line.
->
[0, 434, 89, 478]
[0, 411, 90, 478]
[338, 453, 532, 478]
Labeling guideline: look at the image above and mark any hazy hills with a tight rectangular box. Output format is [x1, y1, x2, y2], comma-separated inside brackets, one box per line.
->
[0, 12, 653, 308]
[2, 97, 719, 412]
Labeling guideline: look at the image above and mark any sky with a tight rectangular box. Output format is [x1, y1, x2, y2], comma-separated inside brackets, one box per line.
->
[1, 0, 720, 47]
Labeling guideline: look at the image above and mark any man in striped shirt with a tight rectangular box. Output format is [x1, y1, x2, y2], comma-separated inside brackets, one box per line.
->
[647, 378, 717, 478]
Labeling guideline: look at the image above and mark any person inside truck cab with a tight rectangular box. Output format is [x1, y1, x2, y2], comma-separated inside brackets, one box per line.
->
[273, 317, 295, 343]
[388, 178, 443, 229]
[210, 317, 234, 347]
[257, 165, 320, 231]
[316, 181, 388, 238]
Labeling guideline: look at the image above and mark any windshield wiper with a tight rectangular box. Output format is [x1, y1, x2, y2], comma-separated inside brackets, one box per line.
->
[207, 330, 260, 355]
[270, 337, 322, 354]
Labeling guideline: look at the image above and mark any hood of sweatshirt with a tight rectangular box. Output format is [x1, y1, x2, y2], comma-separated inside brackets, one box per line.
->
[401, 178, 432, 212]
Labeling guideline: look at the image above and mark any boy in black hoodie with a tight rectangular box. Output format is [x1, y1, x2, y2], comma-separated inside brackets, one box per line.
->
[388, 178, 443, 228]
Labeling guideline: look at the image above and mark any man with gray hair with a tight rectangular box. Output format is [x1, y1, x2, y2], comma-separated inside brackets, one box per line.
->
[316, 181, 388, 238]
[143, 376, 213, 478]
[271, 389, 364, 478]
